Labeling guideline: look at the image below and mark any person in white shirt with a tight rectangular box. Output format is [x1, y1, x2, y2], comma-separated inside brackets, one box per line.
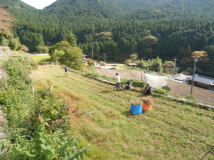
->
[116, 73, 121, 90]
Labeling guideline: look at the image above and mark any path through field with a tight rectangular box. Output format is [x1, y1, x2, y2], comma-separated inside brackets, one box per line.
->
[30, 66, 214, 160]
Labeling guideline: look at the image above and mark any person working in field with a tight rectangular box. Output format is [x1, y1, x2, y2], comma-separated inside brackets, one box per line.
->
[65, 66, 69, 75]
[144, 84, 152, 95]
[125, 79, 132, 90]
[116, 73, 121, 91]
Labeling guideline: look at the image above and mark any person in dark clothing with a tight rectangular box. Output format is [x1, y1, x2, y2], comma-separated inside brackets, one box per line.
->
[144, 84, 152, 95]
[125, 79, 132, 90]
[65, 66, 69, 75]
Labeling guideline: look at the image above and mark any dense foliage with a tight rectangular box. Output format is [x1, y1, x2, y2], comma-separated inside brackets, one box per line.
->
[0, 58, 88, 159]
[1, 0, 214, 76]
[49, 38, 83, 70]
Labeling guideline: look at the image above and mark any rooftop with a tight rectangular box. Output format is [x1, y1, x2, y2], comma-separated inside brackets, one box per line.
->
[128, 63, 137, 66]
[187, 75, 214, 85]
[174, 73, 191, 81]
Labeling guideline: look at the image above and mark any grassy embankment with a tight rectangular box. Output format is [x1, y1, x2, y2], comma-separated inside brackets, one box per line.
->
[30, 65, 214, 160]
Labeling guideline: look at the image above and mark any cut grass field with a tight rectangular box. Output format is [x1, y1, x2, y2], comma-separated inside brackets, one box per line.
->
[30, 66, 214, 160]
[32, 55, 51, 62]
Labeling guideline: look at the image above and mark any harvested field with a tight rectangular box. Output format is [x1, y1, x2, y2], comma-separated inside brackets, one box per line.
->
[167, 80, 214, 104]
[96, 69, 142, 81]
[96, 69, 214, 104]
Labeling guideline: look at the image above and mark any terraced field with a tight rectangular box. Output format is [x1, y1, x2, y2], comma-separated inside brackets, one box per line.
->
[30, 66, 214, 160]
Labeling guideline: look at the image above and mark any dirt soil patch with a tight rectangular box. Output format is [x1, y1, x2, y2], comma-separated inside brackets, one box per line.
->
[167, 80, 214, 104]
[96, 69, 142, 81]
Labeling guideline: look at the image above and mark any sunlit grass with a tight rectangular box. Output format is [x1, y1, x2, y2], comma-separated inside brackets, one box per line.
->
[30, 66, 214, 160]
[32, 55, 51, 62]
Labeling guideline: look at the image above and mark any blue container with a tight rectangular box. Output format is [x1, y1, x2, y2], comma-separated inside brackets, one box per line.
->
[130, 104, 142, 114]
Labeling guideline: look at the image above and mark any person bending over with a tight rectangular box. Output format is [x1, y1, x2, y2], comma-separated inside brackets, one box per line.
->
[144, 84, 152, 95]
[125, 79, 132, 90]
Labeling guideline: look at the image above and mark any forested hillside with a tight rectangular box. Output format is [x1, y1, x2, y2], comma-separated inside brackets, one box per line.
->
[0, 0, 214, 77]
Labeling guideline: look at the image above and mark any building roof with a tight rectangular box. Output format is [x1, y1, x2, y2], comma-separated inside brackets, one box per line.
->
[128, 63, 137, 66]
[174, 74, 191, 81]
[187, 75, 214, 85]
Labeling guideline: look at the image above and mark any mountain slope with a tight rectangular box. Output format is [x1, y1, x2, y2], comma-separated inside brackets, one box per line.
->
[0, 0, 40, 22]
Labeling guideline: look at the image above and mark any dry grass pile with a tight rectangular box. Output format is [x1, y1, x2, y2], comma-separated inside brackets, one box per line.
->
[131, 96, 153, 105]
[140, 96, 153, 104]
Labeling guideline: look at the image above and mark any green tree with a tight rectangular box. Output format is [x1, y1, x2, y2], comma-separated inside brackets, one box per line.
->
[66, 31, 77, 47]
[130, 54, 138, 62]
[143, 36, 158, 59]
[183, 45, 191, 59]
[9, 37, 20, 51]
[36, 45, 48, 53]
[59, 47, 83, 70]
[151, 57, 163, 72]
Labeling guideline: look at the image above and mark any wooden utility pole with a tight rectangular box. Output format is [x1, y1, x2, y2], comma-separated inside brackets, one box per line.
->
[191, 55, 198, 94]
[174, 57, 177, 75]
[91, 45, 93, 60]
[103, 53, 106, 63]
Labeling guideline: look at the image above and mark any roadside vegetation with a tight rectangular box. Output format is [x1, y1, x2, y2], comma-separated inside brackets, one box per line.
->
[0, 58, 88, 159]
[30, 65, 214, 160]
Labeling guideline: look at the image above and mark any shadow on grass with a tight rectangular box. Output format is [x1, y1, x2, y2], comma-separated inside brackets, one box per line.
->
[99, 90, 114, 94]
[122, 111, 135, 118]
[100, 89, 128, 93]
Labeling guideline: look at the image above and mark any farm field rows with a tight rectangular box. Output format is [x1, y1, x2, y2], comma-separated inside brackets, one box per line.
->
[30, 66, 214, 160]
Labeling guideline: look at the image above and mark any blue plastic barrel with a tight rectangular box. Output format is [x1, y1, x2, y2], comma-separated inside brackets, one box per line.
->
[130, 104, 142, 114]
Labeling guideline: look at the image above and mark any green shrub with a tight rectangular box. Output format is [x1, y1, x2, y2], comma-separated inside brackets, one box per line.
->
[185, 94, 197, 102]
[0, 58, 88, 159]
[121, 79, 146, 88]
[100, 75, 116, 81]
[153, 88, 168, 95]
[162, 86, 171, 92]
[9, 37, 20, 51]
[36, 45, 49, 53]
[17, 45, 29, 52]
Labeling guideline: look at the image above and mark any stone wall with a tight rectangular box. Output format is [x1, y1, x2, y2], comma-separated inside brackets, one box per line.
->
[0, 47, 11, 58]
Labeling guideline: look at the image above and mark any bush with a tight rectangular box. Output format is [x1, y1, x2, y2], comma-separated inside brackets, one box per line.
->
[0, 58, 88, 159]
[36, 45, 49, 53]
[87, 58, 94, 66]
[185, 95, 197, 102]
[162, 86, 171, 92]
[121, 79, 146, 88]
[9, 37, 20, 51]
[17, 45, 29, 52]
[153, 88, 168, 95]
